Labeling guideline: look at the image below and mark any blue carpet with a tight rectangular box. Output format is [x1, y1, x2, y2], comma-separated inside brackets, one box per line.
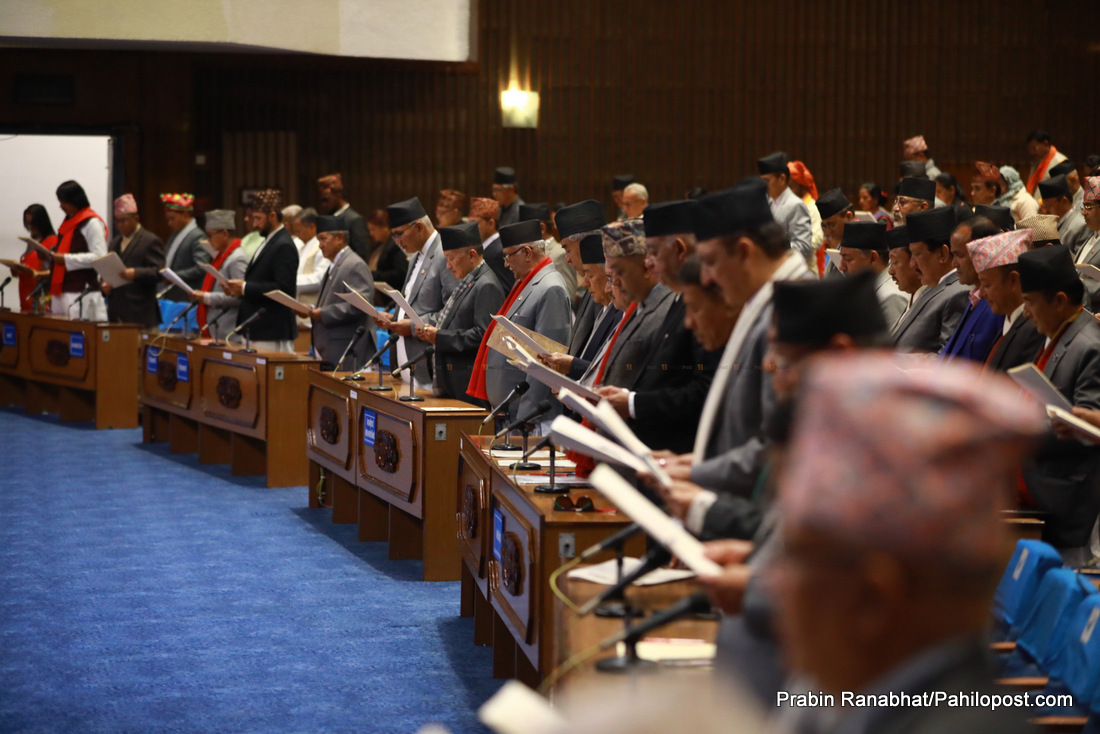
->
[0, 409, 500, 733]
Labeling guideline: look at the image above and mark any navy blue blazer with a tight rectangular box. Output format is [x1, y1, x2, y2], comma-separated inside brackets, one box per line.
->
[940, 298, 1004, 363]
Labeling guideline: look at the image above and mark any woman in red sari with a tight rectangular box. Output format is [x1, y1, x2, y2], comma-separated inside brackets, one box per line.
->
[9, 204, 55, 312]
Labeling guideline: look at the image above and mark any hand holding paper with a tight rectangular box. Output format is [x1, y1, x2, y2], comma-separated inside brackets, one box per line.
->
[160, 267, 195, 296]
[92, 253, 129, 288]
[380, 286, 425, 329]
[264, 290, 312, 316]
[201, 263, 230, 288]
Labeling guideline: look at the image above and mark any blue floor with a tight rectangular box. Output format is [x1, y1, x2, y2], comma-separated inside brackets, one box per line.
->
[0, 408, 498, 733]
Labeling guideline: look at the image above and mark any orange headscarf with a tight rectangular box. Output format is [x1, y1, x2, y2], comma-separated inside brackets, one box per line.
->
[787, 161, 819, 200]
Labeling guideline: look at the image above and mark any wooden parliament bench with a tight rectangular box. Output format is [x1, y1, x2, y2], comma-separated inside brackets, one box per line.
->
[0, 311, 140, 429]
[139, 334, 317, 487]
[306, 370, 486, 582]
[457, 433, 645, 685]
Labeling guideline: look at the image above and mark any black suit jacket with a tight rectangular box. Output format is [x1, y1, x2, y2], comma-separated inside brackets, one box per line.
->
[566, 304, 622, 380]
[336, 206, 370, 263]
[985, 315, 1045, 372]
[368, 237, 408, 304]
[567, 290, 598, 356]
[433, 263, 505, 405]
[239, 228, 299, 342]
[482, 237, 515, 293]
[629, 297, 720, 454]
[106, 227, 165, 328]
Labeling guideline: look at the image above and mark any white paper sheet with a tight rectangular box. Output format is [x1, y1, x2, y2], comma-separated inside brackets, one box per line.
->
[264, 289, 312, 316]
[548, 416, 649, 474]
[567, 557, 696, 586]
[379, 285, 425, 329]
[90, 252, 128, 288]
[1047, 405, 1100, 446]
[159, 267, 194, 296]
[200, 262, 230, 288]
[587, 465, 724, 577]
[1009, 363, 1073, 411]
[337, 287, 384, 320]
[492, 314, 551, 358]
[524, 359, 601, 402]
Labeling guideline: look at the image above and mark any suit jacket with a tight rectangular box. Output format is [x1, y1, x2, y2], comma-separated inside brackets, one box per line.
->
[368, 236, 408, 307]
[484, 264, 571, 422]
[203, 247, 249, 340]
[940, 298, 1004, 363]
[481, 234, 515, 293]
[498, 197, 526, 228]
[892, 271, 969, 353]
[600, 284, 676, 389]
[875, 268, 908, 327]
[164, 223, 211, 300]
[986, 314, 1045, 372]
[396, 231, 459, 384]
[1059, 210, 1092, 257]
[630, 296, 720, 454]
[566, 303, 622, 380]
[770, 187, 813, 260]
[335, 206, 370, 263]
[106, 227, 165, 327]
[1023, 313, 1100, 548]
[312, 248, 375, 368]
[1075, 232, 1100, 304]
[432, 262, 505, 404]
[239, 227, 299, 342]
[567, 289, 598, 356]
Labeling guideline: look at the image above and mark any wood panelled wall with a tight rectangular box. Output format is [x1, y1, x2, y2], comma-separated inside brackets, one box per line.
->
[2, 0, 1098, 232]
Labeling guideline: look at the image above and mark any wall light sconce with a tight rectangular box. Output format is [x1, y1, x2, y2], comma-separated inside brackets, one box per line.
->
[500, 87, 539, 129]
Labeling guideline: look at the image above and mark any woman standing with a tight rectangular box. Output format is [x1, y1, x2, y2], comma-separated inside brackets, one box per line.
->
[11, 204, 55, 312]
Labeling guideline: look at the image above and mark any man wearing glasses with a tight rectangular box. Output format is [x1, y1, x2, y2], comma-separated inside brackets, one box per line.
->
[891, 176, 935, 225]
[468, 219, 571, 431]
[373, 197, 458, 388]
[1074, 177, 1100, 302]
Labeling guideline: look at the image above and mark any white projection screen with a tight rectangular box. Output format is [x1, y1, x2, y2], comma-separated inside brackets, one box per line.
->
[0, 134, 112, 264]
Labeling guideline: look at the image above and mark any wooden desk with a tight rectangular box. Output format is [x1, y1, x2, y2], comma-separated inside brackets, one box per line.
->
[0, 311, 140, 429]
[458, 434, 645, 685]
[139, 334, 317, 487]
[305, 369, 360, 523]
[344, 376, 487, 581]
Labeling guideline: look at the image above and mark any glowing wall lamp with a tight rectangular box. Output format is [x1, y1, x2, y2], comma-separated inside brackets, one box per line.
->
[500, 86, 539, 129]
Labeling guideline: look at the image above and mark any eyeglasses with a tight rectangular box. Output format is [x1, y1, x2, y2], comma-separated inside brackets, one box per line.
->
[503, 245, 529, 260]
[1083, 202, 1100, 211]
[392, 224, 415, 240]
[554, 495, 595, 512]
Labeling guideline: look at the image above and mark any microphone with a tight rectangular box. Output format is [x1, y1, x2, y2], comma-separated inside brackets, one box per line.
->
[361, 333, 398, 371]
[228, 307, 267, 338]
[73, 283, 95, 304]
[199, 308, 229, 336]
[333, 324, 369, 374]
[578, 545, 672, 616]
[599, 590, 712, 649]
[481, 381, 531, 427]
[522, 435, 553, 461]
[494, 399, 553, 438]
[164, 301, 197, 333]
[0, 276, 11, 290]
[156, 284, 173, 300]
[390, 346, 435, 378]
[28, 279, 49, 301]
[579, 522, 642, 562]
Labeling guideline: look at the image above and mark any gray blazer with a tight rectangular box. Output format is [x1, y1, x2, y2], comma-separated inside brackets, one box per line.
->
[1059, 211, 1092, 258]
[770, 187, 813, 260]
[689, 301, 775, 495]
[335, 206, 369, 263]
[1076, 233, 1100, 303]
[164, 224, 212, 300]
[891, 271, 969, 353]
[875, 268, 909, 327]
[598, 283, 675, 389]
[1023, 313, 1100, 548]
[203, 247, 249, 341]
[432, 262, 505, 404]
[313, 248, 375, 369]
[396, 231, 459, 384]
[484, 263, 571, 422]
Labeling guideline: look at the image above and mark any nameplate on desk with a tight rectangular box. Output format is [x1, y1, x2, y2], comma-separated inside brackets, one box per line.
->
[257, 358, 266, 365]
[177, 354, 190, 382]
[2, 323, 15, 347]
[69, 333, 84, 359]
[146, 347, 159, 373]
[349, 390, 357, 400]
[493, 509, 504, 560]
[362, 408, 377, 447]
[186, 345, 194, 352]
[222, 351, 232, 361]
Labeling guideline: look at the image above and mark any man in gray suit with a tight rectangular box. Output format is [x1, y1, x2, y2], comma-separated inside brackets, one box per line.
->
[891, 207, 969, 353]
[757, 151, 813, 263]
[478, 219, 571, 430]
[1018, 245, 1100, 567]
[415, 221, 504, 405]
[554, 200, 606, 357]
[1040, 174, 1092, 256]
[192, 209, 248, 341]
[1075, 176, 1100, 302]
[372, 197, 458, 388]
[160, 192, 211, 301]
[307, 215, 375, 370]
[836, 221, 907, 326]
[587, 218, 674, 388]
[491, 167, 525, 227]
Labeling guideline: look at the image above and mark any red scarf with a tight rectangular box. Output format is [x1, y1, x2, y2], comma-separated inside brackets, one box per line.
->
[19, 236, 52, 311]
[1026, 146, 1059, 196]
[196, 239, 241, 329]
[467, 257, 553, 400]
[50, 208, 106, 296]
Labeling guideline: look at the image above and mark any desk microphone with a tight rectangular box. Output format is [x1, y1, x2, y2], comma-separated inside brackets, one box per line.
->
[0, 276, 10, 311]
[73, 283, 95, 304]
[522, 435, 554, 461]
[156, 284, 173, 300]
[199, 308, 229, 336]
[228, 307, 266, 339]
[482, 381, 530, 427]
[578, 545, 672, 617]
[390, 346, 434, 378]
[333, 325, 368, 376]
[599, 590, 712, 649]
[361, 333, 398, 371]
[494, 400, 553, 438]
[164, 300, 197, 334]
[579, 523, 642, 561]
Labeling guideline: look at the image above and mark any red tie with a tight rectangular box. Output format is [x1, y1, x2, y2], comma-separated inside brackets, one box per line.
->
[594, 302, 637, 386]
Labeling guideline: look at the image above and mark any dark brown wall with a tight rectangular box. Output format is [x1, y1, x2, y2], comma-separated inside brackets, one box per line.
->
[2, 0, 1097, 232]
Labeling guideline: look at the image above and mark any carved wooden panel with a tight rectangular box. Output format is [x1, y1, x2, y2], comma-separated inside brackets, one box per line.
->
[306, 383, 352, 472]
[359, 410, 418, 504]
[199, 359, 259, 429]
[457, 447, 491, 579]
[28, 326, 90, 383]
[141, 345, 193, 410]
[488, 494, 537, 645]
